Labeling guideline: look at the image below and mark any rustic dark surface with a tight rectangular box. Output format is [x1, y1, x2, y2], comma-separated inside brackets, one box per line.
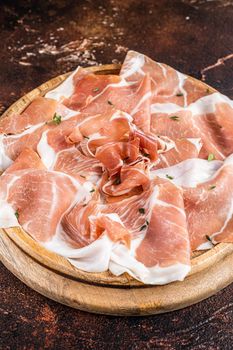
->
[0, 0, 233, 349]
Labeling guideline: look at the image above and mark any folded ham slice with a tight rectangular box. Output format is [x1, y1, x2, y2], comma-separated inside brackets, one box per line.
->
[0, 97, 57, 135]
[184, 155, 233, 250]
[120, 50, 210, 106]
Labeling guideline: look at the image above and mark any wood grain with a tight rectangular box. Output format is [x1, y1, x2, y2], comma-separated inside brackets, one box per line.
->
[0, 64, 233, 314]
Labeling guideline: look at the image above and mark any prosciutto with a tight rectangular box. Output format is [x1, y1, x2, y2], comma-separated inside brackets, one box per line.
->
[1, 50, 233, 285]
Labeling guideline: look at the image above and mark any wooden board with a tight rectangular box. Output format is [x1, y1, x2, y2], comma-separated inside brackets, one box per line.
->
[0, 64, 233, 314]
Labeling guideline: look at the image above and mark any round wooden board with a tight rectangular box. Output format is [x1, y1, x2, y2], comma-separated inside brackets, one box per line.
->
[0, 64, 233, 314]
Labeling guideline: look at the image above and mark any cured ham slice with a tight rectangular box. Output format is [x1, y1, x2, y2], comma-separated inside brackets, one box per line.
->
[135, 180, 190, 269]
[46, 67, 121, 108]
[108, 180, 190, 284]
[47, 66, 152, 132]
[0, 97, 57, 135]
[0, 104, 80, 171]
[53, 148, 102, 181]
[95, 139, 139, 176]
[184, 155, 233, 250]
[151, 93, 233, 160]
[155, 138, 202, 169]
[120, 50, 210, 106]
[63, 68, 121, 111]
[81, 74, 151, 132]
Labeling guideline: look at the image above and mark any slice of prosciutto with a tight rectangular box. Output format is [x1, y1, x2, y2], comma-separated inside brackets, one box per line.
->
[108, 179, 191, 284]
[0, 149, 92, 242]
[151, 93, 233, 160]
[184, 154, 233, 250]
[120, 50, 210, 106]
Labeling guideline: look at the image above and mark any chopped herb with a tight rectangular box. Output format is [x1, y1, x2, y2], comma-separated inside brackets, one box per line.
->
[83, 204, 87, 207]
[143, 152, 150, 158]
[107, 100, 114, 106]
[84, 135, 90, 140]
[207, 153, 215, 162]
[93, 87, 99, 93]
[146, 220, 149, 226]
[80, 175, 86, 178]
[166, 174, 174, 180]
[113, 177, 121, 185]
[139, 208, 145, 214]
[209, 185, 216, 190]
[169, 115, 179, 121]
[206, 235, 213, 243]
[176, 92, 183, 97]
[206, 88, 210, 94]
[15, 211, 19, 219]
[52, 113, 62, 125]
[140, 224, 147, 231]
[90, 189, 95, 193]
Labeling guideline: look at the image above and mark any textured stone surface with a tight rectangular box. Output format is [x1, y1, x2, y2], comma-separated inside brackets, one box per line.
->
[0, 0, 233, 349]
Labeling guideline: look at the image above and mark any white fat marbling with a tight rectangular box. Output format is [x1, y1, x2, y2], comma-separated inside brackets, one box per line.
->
[110, 110, 133, 123]
[151, 102, 182, 114]
[45, 67, 79, 101]
[37, 130, 57, 169]
[131, 91, 152, 115]
[151, 158, 223, 188]
[151, 92, 233, 116]
[186, 138, 202, 153]
[0, 201, 19, 228]
[157, 62, 167, 78]
[0, 135, 13, 171]
[120, 51, 146, 79]
[197, 241, 213, 250]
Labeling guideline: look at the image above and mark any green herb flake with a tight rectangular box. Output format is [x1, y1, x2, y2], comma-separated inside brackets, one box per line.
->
[90, 189, 95, 193]
[140, 224, 147, 231]
[80, 175, 86, 179]
[146, 220, 149, 226]
[207, 153, 215, 162]
[209, 185, 216, 190]
[52, 113, 62, 125]
[113, 177, 121, 185]
[166, 174, 174, 180]
[15, 211, 19, 219]
[83, 204, 87, 207]
[93, 87, 100, 93]
[84, 135, 90, 140]
[139, 208, 145, 214]
[206, 88, 210, 94]
[206, 235, 212, 243]
[107, 100, 114, 106]
[169, 115, 179, 121]
[143, 152, 150, 158]
[176, 92, 183, 97]
[123, 156, 129, 163]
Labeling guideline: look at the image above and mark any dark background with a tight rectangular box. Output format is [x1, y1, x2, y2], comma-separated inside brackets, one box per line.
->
[0, 1, 233, 349]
